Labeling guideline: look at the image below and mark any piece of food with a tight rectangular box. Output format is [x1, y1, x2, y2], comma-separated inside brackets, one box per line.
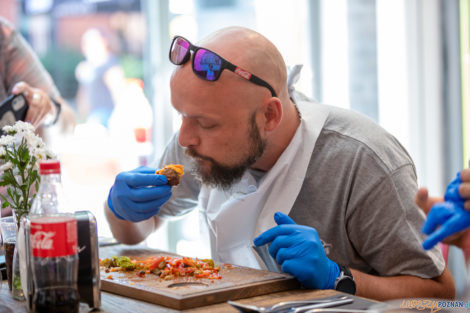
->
[100, 255, 222, 280]
[155, 164, 184, 186]
[100, 256, 136, 271]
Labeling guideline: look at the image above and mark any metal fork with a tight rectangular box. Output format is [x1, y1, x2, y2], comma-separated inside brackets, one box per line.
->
[228, 296, 353, 313]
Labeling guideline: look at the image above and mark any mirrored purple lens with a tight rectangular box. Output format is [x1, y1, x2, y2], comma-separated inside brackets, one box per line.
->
[193, 49, 222, 81]
[171, 37, 190, 64]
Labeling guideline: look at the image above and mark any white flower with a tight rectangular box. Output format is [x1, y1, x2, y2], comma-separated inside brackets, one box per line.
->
[0, 161, 13, 173]
[45, 148, 56, 159]
[10, 121, 34, 133]
[2, 125, 13, 133]
[0, 135, 15, 147]
[0, 121, 56, 222]
[32, 147, 46, 161]
[24, 132, 42, 149]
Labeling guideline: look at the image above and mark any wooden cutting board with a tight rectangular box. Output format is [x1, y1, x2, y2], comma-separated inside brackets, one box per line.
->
[99, 251, 300, 310]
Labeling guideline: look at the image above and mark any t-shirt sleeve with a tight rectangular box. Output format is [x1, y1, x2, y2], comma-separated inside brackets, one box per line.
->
[151, 132, 201, 218]
[346, 164, 445, 278]
[2, 21, 61, 99]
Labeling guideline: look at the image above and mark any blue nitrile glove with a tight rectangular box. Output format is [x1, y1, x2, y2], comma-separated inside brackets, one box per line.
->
[422, 172, 470, 249]
[107, 166, 172, 222]
[253, 212, 340, 289]
[444, 172, 465, 205]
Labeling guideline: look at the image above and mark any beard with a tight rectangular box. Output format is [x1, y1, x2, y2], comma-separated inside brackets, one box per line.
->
[185, 113, 266, 190]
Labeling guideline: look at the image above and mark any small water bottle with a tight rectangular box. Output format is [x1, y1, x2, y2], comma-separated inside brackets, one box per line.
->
[29, 160, 79, 313]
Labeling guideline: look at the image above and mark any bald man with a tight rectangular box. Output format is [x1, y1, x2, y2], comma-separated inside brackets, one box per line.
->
[105, 27, 454, 300]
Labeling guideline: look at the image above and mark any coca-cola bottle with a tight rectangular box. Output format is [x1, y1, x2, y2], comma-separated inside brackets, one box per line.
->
[29, 160, 79, 313]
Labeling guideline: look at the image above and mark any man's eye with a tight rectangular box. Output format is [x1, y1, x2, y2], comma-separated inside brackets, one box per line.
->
[198, 121, 217, 129]
[200, 124, 216, 129]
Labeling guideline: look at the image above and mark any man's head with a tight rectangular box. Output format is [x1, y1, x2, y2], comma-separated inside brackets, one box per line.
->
[170, 27, 295, 189]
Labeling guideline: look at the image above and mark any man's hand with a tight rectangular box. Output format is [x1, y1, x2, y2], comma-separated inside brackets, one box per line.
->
[254, 212, 340, 289]
[415, 187, 443, 215]
[108, 166, 172, 222]
[416, 169, 470, 250]
[11, 81, 56, 127]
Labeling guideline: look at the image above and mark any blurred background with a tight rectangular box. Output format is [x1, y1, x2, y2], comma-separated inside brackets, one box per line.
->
[0, 0, 468, 293]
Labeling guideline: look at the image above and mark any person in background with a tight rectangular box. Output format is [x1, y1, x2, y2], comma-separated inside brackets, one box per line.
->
[105, 27, 455, 300]
[0, 17, 76, 216]
[75, 28, 125, 128]
[416, 167, 470, 260]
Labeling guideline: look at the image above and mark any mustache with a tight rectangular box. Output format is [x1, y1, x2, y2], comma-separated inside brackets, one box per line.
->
[185, 147, 216, 163]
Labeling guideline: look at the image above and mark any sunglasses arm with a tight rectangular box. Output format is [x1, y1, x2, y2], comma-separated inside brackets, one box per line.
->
[226, 62, 277, 97]
[249, 75, 277, 97]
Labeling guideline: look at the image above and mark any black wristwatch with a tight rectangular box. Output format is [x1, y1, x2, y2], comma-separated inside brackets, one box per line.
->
[334, 265, 356, 295]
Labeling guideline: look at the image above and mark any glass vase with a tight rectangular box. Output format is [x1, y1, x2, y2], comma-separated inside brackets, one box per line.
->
[11, 244, 24, 300]
[10, 210, 24, 301]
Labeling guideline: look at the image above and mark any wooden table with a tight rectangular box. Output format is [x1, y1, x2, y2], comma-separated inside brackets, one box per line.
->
[0, 285, 344, 313]
[0, 244, 377, 312]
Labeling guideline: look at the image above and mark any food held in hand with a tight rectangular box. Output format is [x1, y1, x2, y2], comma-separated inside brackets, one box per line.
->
[100, 255, 221, 280]
[155, 164, 184, 186]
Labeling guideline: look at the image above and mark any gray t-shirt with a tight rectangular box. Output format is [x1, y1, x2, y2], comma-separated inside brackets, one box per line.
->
[155, 101, 444, 279]
[289, 104, 444, 278]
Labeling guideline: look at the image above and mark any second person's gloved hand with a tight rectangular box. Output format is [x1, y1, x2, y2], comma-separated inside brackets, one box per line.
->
[444, 172, 466, 205]
[253, 212, 340, 289]
[422, 172, 470, 249]
[422, 201, 470, 249]
[108, 166, 172, 222]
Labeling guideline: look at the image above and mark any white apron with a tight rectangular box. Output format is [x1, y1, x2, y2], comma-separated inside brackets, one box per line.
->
[198, 97, 329, 269]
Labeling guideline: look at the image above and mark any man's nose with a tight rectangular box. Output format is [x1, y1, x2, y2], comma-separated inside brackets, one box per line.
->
[178, 118, 200, 147]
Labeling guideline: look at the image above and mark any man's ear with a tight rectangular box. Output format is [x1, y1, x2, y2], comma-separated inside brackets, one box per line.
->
[262, 97, 282, 132]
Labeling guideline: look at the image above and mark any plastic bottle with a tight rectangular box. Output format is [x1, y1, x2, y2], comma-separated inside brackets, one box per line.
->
[29, 160, 79, 313]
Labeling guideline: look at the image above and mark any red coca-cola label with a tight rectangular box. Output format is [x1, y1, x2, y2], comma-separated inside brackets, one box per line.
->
[30, 216, 77, 257]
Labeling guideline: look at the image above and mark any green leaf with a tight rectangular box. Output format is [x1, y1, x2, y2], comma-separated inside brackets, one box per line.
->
[6, 188, 13, 200]
[2, 200, 9, 208]
[13, 275, 22, 289]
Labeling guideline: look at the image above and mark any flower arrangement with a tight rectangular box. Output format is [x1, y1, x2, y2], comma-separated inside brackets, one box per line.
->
[0, 121, 55, 227]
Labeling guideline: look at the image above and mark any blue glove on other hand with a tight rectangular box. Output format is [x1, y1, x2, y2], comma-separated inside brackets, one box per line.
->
[253, 212, 340, 289]
[444, 172, 465, 205]
[422, 172, 470, 250]
[108, 166, 172, 222]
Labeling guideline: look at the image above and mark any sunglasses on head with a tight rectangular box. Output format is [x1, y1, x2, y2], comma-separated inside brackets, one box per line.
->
[169, 36, 277, 97]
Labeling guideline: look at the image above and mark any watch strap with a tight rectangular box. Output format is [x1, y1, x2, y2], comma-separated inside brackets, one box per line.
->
[334, 265, 356, 295]
[339, 265, 352, 277]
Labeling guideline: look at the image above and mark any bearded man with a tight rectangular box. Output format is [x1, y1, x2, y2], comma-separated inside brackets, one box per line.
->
[105, 27, 454, 300]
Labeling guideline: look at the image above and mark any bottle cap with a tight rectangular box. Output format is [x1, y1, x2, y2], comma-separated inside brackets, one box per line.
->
[39, 160, 61, 175]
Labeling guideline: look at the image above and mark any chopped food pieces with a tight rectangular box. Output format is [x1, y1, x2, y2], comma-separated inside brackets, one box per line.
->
[155, 164, 184, 186]
[100, 255, 222, 280]
[100, 256, 136, 271]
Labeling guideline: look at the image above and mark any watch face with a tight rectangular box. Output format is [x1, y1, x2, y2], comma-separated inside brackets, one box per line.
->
[336, 277, 356, 295]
